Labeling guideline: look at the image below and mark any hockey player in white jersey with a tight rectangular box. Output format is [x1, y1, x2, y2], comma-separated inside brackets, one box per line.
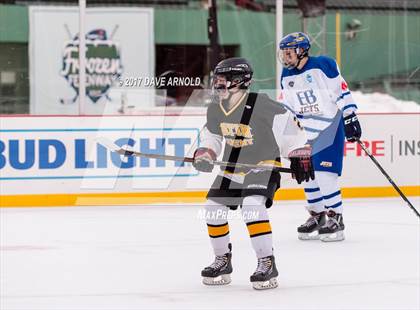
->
[278, 32, 362, 242]
[193, 57, 314, 289]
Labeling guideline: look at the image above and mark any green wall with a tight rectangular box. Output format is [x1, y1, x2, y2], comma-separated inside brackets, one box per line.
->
[155, 8, 277, 90]
[339, 13, 420, 82]
[0, 5, 28, 43]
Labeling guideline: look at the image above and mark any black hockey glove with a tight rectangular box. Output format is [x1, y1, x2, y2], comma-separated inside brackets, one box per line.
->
[193, 148, 216, 173]
[289, 146, 315, 184]
[343, 112, 362, 142]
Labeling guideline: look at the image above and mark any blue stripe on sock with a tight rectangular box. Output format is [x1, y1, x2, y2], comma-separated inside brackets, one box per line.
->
[304, 187, 320, 193]
[323, 190, 341, 200]
[325, 201, 343, 209]
[308, 197, 323, 204]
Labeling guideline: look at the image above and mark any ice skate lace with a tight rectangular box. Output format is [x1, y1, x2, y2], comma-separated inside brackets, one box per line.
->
[255, 257, 272, 274]
[209, 255, 228, 270]
[304, 215, 319, 227]
[326, 215, 340, 228]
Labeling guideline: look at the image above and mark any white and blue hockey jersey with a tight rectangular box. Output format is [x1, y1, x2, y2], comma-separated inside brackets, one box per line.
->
[280, 56, 358, 141]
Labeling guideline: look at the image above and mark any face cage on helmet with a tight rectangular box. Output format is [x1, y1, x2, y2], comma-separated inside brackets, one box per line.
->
[277, 47, 309, 69]
[212, 73, 251, 92]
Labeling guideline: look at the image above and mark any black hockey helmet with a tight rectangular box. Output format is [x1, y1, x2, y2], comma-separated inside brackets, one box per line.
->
[213, 57, 253, 90]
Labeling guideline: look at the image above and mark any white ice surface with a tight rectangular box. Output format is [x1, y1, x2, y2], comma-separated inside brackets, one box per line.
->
[1, 198, 419, 310]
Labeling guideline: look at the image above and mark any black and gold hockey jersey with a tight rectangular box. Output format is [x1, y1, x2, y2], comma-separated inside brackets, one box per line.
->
[200, 92, 306, 174]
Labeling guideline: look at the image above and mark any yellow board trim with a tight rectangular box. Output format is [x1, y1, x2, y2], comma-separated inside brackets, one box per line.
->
[247, 221, 272, 236]
[208, 224, 229, 237]
[0, 186, 419, 207]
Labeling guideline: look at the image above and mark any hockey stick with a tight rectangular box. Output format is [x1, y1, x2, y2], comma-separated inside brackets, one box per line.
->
[357, 140, 419, 218]
[96, 137, 292, 173]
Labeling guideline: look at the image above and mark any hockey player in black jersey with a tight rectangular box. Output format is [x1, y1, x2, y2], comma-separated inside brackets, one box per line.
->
[193, 57, 314, 290]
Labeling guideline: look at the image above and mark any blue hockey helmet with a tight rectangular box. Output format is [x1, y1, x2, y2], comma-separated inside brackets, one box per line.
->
[278, 32, 311, 68]
[279, 32, 311, 51]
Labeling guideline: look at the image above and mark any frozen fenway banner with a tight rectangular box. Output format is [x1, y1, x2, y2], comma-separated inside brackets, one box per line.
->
[0, 114, 419, 206]
[29, 6, 154, 114]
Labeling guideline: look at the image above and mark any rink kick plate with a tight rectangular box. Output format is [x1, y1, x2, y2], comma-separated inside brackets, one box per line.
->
[1, 186, 419, 207]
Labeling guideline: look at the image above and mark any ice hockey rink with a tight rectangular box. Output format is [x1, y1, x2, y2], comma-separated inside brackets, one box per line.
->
[1, 197, 419, 310]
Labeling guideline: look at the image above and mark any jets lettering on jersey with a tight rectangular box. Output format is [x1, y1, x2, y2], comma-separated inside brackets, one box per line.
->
[220, 122, 253, 148]
[296, 89, 320, 114]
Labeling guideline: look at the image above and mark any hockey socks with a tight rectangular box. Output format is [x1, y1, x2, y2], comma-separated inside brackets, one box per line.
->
[202, 196, 278, 289]
[242, 195, 274, 258]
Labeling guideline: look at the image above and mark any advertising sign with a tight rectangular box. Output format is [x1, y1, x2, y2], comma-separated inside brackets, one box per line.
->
[29, 6, 154, 114]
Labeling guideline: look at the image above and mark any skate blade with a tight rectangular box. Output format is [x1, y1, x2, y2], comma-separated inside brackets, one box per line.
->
[202, 274, 231, 286]
[320, 230, 345, 242]
[252, 277, 278, 290]
[298, 231, 320, 240]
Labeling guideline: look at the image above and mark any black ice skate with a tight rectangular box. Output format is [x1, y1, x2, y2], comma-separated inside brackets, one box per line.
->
[201, 244, 232, 285]
[319, 210, 345, 242]
[250, 255, 279, 290]
[297, 210, 327, 240]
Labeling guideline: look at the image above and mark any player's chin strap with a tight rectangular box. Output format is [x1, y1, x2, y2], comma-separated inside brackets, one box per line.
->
[213, 86, 233, 103]
[295, 49, 309, 69]
[214, 79, 248, 102]
[286, 48, 309, 69]
[295, 58, 304, 69]
[227, 78, 250, 90]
